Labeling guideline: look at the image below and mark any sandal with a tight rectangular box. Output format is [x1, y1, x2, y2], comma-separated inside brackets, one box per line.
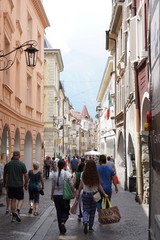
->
[28, 208, 33, 214]
[34, 211, 39, 216]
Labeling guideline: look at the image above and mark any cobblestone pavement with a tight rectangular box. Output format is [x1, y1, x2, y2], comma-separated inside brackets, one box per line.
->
[0, 177, 53, 240]
[0, 178, 149, 240]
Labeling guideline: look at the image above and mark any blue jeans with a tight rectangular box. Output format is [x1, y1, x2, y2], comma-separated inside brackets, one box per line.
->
[82, 191, 97, 229]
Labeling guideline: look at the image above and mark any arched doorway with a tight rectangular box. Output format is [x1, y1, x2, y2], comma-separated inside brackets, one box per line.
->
[35, 133, 41, 164]
[1, 125, 10, 164]
[117, 131, 125, 187]
[128, 134, 136, 192]
[128, 134, 136, 177]
[14, 128, 20, 151]
[141, 95, 150, 204]
[24, 131, 32, 171]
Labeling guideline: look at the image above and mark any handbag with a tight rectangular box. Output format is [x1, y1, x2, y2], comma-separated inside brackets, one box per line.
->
[70, 199, 78, 214]
[98, 198, 121, 224]
[39, 189, 44, 195]
[113, 175, 120, 184]
[93, 191, 101, 202]
[63, 173, 74, 200]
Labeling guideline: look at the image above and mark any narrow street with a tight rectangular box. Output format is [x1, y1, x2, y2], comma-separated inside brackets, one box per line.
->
[0, 178, 149, 240]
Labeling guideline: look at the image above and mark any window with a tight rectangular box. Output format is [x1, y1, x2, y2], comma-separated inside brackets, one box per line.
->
[26, 74, 32, 105]
[38, 31, 41, 58]
[3, 36, 10, 85]
[16, 0, 21, 18]
[15, 60, 20, 97]
[37, 83, 41, 111]
[27, 12, 32, 40]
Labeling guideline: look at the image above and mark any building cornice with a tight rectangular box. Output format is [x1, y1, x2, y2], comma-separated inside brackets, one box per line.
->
[0, 101, 44, 127]
[32, 0, 50, 28]
[44, 49, 64, 71]
[97, 56, 113, 102]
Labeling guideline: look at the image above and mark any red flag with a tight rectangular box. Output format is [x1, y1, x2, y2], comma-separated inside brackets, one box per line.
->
[106, 109, 110, 120]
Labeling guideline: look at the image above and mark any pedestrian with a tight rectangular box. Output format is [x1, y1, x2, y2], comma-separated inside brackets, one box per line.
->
[97, 154, 118, 209]
[51, 157, 57, 172]
[70, 156, 78, 174]
[63, 155, 69, 170]
[51, 159, 74, 235]
[28, 161, 44, 216]
[3, 157, 13, 214]
[67, 154, 71, 164]
[44, 156, 52, 179]
[106, 155, 116, 173]
[4, 151, 28, 222]
[73, 162, 85, 221]
[110, 155, 115, 163]
[106, 155, 119, 184]
[76, 160, 108, 234]
[0, 156, 3, 196]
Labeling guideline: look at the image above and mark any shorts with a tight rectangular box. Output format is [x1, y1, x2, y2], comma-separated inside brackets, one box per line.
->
[8, 187, 24, 200]
[29, 188, 40, 203]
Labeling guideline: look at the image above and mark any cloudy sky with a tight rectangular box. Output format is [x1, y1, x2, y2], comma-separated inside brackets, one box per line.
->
[42, 0, 112, 120]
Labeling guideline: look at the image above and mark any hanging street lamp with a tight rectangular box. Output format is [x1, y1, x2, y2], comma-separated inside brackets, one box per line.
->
[0, 40, 38, 71]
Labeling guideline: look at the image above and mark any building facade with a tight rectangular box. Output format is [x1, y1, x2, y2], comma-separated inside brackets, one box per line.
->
[149, 0, 160, 239]
[96, 56, 116, 158]
[0, 0, 49, 175]
[44, 44, 64, 158]
[97, 0, 150, 204]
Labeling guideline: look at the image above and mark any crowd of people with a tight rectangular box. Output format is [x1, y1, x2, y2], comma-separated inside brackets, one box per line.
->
[3, 152, 119, 236]
[50, 154, 119, 235]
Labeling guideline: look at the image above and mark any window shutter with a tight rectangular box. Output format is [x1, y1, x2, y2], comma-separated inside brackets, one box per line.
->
[130, 16, 138, 62]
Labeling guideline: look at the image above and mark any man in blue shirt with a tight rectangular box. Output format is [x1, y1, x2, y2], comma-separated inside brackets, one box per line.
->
[97, 154, 118, 209]
[70, 156, 78, 174]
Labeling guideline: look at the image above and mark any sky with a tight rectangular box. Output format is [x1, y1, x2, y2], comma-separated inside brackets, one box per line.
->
[42, 0, 112, 120]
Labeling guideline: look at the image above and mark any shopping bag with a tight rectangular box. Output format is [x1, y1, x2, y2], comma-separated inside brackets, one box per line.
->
[70, 199, 78, 214]
[93, 191, 101, 202]
[113, 175, 120, 184]
[98, 198, 121, 224]
[63, 177, 74, 200]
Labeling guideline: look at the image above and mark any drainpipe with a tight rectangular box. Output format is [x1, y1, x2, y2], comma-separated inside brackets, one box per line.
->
[148, 12, 151, 240]
[134, 62, 143, 203]
[124, 103, 127, 190]
[131, 0, 143, 203]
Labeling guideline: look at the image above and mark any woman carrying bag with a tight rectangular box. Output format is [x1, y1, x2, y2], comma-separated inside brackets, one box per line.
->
[51, 159, 74, 235]
[76, 160, 108, 234]
[28, 162, 44, 216]
[73, 162, 85, 221]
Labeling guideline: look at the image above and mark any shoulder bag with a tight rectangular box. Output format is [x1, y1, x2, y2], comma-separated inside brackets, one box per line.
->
[98, 198, 121, 224]
[93, 191, 101, 202]
[63, 172, 74, 200]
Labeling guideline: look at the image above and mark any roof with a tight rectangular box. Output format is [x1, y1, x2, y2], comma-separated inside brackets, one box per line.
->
[81, 105, 90, 119]
[70, 109, 81, 121]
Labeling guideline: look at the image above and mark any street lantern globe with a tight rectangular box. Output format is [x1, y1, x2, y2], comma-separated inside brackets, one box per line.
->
[25, 45, 38, 67]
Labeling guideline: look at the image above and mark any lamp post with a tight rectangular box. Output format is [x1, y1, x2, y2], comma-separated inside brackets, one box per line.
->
[0, 40, 38, 71]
